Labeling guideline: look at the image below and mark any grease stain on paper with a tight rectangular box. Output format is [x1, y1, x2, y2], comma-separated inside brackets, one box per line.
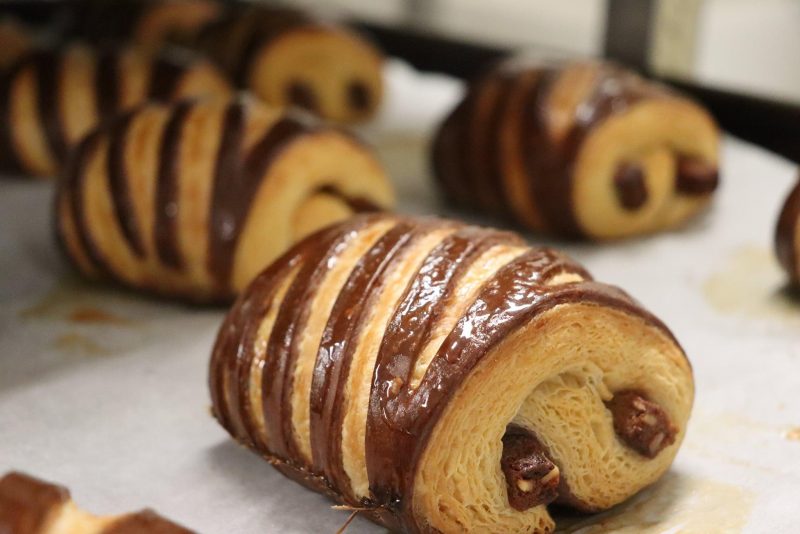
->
[53, 332, 109, 356]
[703, 245, 799, 320]
[18, 276, 133, 325]
[785, 427, 800, 442]
[556, 473, 752, 533]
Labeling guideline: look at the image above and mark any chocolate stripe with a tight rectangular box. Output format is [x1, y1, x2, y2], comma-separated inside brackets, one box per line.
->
[34, 51, 69, 170]
[95, 52, 119, 120]
[309, 221, 422, 500]
[107, 111, 146, 257]
[366, 248, 673, 531]
[62, 130, 115, 276]
[148, 57, 187, 102]
[154, 101, 193, 269]
[430, 103, 473, 208]
[207, 108, 308, 291]
[261, 218, 377, 461]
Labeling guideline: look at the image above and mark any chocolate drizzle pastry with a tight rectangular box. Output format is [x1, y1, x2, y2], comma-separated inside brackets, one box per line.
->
[775, 175, 800, 286]
[432, 59, 720, 240]
[54, 97, 393, 302]
[0, 471, 193, 534]
[209, 214, 694, 533]
[182, 4, 384, 123]
[0, 42, 230, 179]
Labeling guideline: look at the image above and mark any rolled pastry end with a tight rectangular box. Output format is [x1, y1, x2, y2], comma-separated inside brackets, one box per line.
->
[247, 26, 383, 124]
[0, 471, 193, 533]
[775, 177, 800, 286]
[574, 97, 720, 239]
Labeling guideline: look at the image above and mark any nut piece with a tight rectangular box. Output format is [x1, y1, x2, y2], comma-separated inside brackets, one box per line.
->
[501, 425, 560, 511]
[606, 390, 678, 458]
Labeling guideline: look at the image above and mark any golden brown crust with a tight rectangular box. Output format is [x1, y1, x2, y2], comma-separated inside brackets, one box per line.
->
[209, 214, 694, 533]
[432, 59, 720, 240]
[54, 97, 393, 302]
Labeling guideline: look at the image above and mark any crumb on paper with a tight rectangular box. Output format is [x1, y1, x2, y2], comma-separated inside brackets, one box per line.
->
[785, 427, 800, 441]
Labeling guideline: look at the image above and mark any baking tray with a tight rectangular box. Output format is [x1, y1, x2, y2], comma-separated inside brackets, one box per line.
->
[1, 59, 799, 533]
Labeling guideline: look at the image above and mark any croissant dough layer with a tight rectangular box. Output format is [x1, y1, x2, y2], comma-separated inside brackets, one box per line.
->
[54, 97, 393, 302]
[776, 175, 800, 286]
[432, 60, 720, 240]
[209, 215, 694, 533]
[0, 42, 230, 178]
[0, 471, 193, 534]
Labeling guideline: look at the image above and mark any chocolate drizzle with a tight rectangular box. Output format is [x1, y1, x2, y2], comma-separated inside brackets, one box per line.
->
[107, 110, 146, 257]
[776, 178, 800, 284]
[95, 52, 120, 120]
[309, 221, 424, 500]
[148, 56, 187, 102]
[34, 51, 69, 167]
[207, 104, 309, 291]
[154, 101, 193, 268]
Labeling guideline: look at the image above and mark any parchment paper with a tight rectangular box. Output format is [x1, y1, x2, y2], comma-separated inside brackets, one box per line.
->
[1, 60, 798, 533]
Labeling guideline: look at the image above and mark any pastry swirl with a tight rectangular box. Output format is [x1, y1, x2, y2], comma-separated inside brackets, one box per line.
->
[181, 4, 383, 124]
[209, 214, 694, 533]
[55, 96, 393, 302]
[776, 175, 800, 286]
[432, 60, 720, 239]
[0, 471, 192, 534]
[0, 43, 230, 178]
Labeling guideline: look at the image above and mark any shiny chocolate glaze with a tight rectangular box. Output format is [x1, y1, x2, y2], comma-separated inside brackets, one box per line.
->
[431, 61, 719, 238]
[776, 177, 800, 285]
[209, 215, 686, 532]
[107, 110, 146, 257]
[153, 101, 193, 268]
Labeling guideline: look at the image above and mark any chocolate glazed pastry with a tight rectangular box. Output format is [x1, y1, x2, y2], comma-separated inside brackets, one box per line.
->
[775, 175, 800, 286]
[179, 4, 384, 124]
[54, 97, 393, 302]
[0, 471, 193, 534]
[432, 59, 721, 240]
[209, 214, 694, 533]
[69, 0, 222, 52]
[0, 42, 230, 179]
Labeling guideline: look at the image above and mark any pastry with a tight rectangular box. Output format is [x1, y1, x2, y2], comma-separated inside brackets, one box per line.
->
[55, 96, 393, 302]
[0, 471, 193, 533]
[209, 214, 694, 533]
[776, 175, 800, 286]
[432, 60, 720, 239]
[0, 43, 230, 179]
[70, 0, 222, 51]
[182, 4, 383, 124]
